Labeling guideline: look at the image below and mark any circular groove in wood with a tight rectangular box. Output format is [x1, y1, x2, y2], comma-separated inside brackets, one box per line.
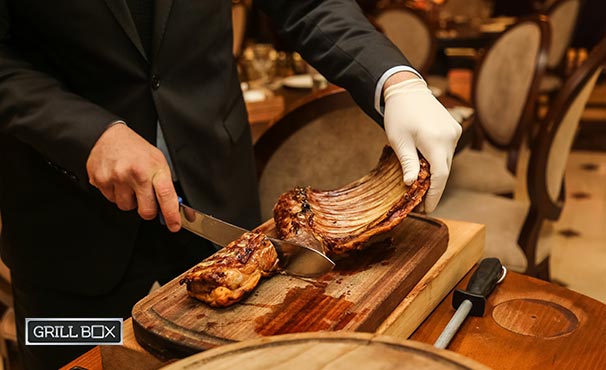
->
[492, 298, 579, 338]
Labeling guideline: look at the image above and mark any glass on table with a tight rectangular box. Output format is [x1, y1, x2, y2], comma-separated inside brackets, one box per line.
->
[250, 43, 277, 86]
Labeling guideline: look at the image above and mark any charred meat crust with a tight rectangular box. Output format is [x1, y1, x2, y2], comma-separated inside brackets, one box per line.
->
[180, 232, 279, 307]
[273, 146, 430, 256]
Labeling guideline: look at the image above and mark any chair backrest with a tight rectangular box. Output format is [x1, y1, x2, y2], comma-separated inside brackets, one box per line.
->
[515, 38, 604, 276]
[372, 6, 437, 74]
[542, 0, 582, 71]
[472, 16, 550, 160]
[527, 38, 605, 221]
[254, 87, 388, 220]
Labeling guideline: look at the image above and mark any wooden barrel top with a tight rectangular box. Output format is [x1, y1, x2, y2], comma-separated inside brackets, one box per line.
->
[159, 332, 491, 370]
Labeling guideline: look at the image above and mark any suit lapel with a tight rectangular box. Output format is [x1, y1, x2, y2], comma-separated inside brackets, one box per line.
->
[153, 0, 174, 60]
[103, 0, 148, 62]
[152, 0, 173, 56]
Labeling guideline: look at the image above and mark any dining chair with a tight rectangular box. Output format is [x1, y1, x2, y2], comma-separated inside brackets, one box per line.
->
[446, 16, 550, 195]
[371, 5, 437, 75]
[537, 0, 582, 98]
[254, 87, 388, 221]
[431, 38, 606, 280]
[370, 4, 450, 95]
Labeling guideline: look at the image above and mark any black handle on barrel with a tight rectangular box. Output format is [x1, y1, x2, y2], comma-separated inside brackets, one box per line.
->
[452, 258, 504, 317]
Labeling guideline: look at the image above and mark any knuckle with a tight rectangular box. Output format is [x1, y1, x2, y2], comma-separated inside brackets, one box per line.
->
[138, 207, 157, 220]
[155, 187, 172, 200]
[130, 164, 150, 185]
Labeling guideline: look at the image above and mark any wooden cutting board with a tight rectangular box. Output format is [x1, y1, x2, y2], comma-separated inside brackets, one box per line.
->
[132, 214, 448, 360]
[160, 332, 490, 370]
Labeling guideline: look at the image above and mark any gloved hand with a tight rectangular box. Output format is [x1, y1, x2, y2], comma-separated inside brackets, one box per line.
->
[383, 77, 462, 213]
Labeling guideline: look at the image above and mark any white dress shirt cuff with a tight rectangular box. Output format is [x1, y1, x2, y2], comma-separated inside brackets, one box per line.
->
[374, 66, 423, 116]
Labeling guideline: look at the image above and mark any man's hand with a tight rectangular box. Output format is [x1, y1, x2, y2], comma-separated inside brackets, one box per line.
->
[383, 72, 462, 213]
[86, 123, 181, 232]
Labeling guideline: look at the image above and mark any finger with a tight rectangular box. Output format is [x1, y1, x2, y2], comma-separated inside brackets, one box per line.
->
[390, 135, 420, 186]
[133, 184, 159, 220]
[114, 183, 137, 211]
[421, 148, 451, 213]
[153, 171, 180, 232]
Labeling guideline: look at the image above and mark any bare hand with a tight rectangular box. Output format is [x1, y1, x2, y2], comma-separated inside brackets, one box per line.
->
[86, 123, 181, 231]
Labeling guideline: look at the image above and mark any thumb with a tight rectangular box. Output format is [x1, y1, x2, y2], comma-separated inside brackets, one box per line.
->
[420, 148, 451, 213]
[390, 135, 420, 186]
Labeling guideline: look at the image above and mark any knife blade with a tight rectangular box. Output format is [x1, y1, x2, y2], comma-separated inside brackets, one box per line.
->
[175, 201, 335, 277]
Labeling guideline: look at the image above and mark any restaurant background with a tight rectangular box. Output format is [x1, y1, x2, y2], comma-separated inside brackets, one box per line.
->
[1, 0, 606, 369]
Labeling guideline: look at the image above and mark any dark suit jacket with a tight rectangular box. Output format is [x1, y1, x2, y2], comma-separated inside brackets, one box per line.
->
[0, 0, 409, 294]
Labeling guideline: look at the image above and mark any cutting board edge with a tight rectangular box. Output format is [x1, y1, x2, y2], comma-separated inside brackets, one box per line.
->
[132, 313, 216, 361]
[377, 219, 485, 338]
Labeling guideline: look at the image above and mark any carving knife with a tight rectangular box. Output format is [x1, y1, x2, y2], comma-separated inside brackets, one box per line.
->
[434, 258, 506, 349]
[162, 198, 335, 277]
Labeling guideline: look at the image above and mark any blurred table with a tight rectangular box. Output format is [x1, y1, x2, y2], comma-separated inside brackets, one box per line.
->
[435, 16, 518, 49]
[246, 82, 475, 149]
[245, 81, 319, 142]
[431, 16, 517, 73]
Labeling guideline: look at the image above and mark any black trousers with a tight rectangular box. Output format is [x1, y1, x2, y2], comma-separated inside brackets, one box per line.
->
[11, 212, 216, 370]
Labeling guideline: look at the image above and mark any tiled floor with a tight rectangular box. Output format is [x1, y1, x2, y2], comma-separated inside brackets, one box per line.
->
[552, 75, 606, 302]
[551, 151, 606, 302]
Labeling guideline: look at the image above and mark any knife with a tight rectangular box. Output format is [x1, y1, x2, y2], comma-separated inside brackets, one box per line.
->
[161, 198, 335, 277]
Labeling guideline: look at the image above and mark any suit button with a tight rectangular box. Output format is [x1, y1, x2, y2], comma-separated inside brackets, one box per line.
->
[151, 75, 161, 90]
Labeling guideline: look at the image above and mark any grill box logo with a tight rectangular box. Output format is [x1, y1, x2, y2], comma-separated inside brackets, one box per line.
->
[26, 318, 123, 345]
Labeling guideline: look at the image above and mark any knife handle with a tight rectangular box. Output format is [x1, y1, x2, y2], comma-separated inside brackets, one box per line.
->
[158, 196, 182, 226]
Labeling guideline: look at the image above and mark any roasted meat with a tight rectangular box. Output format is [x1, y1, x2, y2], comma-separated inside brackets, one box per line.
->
[180, 232, 279, 307]
[182, 146, 429, 308]
[274, 146, 430, 256]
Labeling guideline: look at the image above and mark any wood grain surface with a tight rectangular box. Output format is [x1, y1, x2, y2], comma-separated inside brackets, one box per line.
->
[159, 332, 490, 370]
[411, 270, 606, 370]
[132, 214, 448, 360]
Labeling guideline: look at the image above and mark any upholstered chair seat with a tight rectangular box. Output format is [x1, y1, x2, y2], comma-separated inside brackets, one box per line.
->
[432, 188, 554, 272]
[448, 148, 516, 194]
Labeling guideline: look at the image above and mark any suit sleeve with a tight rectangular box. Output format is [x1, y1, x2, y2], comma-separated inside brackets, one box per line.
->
[0, 3, 122, 188]
[256, 0, 412, 125]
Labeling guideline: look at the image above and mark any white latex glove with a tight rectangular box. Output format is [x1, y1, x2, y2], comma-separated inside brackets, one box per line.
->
[384, 78, 462, 213]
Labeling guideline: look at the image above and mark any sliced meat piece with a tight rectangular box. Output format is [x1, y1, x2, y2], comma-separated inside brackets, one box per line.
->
[273, 146, 430, 256]
[180, 232, 279, 307]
